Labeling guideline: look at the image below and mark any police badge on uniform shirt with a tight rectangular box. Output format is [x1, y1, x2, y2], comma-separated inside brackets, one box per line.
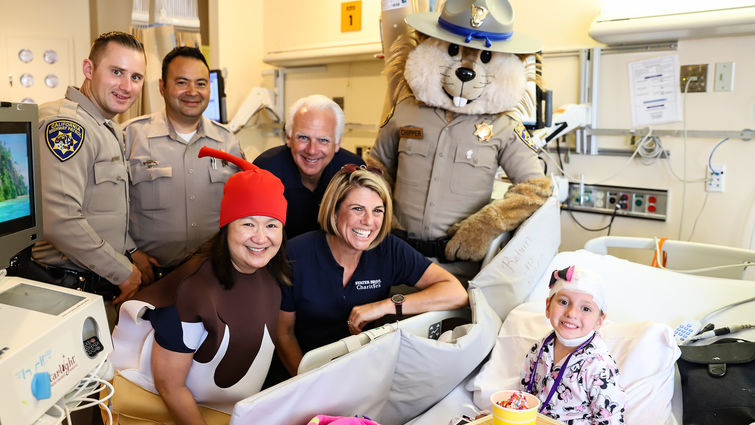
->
[46, 119, 85, 161]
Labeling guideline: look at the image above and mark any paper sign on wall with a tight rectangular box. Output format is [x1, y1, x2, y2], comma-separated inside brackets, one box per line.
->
[341, 1, 362, 32]
[628, 54, 682, 127]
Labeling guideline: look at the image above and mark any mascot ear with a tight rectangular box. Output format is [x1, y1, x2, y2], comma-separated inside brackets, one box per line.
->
[382, 30, 425, 123]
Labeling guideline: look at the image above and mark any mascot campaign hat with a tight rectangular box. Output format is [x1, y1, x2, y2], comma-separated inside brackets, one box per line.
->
[548, 266, 607, 312]
[405, 0, 542, 53]
[198, 146, 287, 228]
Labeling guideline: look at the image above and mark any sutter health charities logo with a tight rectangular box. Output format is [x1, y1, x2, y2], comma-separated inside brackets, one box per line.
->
[50, 355, 78, 386]
[354, 279, 381, 290]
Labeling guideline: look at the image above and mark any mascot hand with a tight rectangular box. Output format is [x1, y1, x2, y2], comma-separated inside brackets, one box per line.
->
[445, 177, 552, 261]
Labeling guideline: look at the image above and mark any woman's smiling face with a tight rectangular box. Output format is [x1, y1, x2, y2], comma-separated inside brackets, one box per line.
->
[227, 216, 283, 274]
[334, 186, 385, 252]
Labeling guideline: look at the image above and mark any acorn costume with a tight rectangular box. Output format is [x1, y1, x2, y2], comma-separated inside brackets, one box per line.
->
[109, 147, 288, 421]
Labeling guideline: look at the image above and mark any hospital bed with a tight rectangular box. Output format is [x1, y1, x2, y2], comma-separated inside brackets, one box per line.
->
[228, 191, 755, 424]
[408, 244, 754, 424]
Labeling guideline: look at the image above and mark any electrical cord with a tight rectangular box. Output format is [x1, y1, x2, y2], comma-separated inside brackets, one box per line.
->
[708, 137, 730, 175]
[636, 135, 665, 165]
[689, 324, 754, 342]
[687, 190, 709, 241]
[686, 137, 730, 240]
[656, 136, 708, 183]
[567, 203, 621, 233]
[700, 296, 755, 325]
[555, 136, 565, 174]
[55, 359, 114, 425]
[541, 130, 657, 184]
[677, 78, 693, 240]
[594, 129, 654, 183]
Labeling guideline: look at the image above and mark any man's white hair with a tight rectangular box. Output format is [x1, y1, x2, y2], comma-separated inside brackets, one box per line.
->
[285, 94, 345, 144]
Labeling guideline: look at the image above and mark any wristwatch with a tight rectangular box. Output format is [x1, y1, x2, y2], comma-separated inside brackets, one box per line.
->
[391, 294, 405, 320]
[125, 247, 138, 262]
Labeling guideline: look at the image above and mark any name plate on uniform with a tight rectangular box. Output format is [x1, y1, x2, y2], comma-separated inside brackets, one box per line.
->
[399, 126, 423, 139]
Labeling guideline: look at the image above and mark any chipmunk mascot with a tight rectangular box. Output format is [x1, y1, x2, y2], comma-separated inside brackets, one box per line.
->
[368, 0, 552, 279]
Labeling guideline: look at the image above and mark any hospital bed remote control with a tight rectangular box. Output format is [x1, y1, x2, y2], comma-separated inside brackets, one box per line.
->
[673, 319, 702, 345]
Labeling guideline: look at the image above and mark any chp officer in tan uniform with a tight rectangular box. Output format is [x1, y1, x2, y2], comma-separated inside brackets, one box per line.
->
[19, 32, 146, 312]
[124, 46, 240, 283]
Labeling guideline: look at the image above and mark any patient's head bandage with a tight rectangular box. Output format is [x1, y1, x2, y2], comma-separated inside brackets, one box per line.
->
[548, 266, 606, 312]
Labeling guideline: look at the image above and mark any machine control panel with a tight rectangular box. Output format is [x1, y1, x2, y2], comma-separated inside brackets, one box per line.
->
[83, 336, 104, 358]
[566, 183, 668, 221]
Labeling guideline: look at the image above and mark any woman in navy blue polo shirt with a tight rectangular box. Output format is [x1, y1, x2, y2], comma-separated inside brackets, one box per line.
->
[276, 165, 468, 375]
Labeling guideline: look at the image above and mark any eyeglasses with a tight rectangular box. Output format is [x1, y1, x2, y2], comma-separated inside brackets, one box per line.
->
[341, 163, 383, 176]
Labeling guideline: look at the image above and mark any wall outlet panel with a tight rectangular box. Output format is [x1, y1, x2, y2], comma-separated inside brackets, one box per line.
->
[706, 165, 725, 192]
[680, 64, 708, 92]
[565, 183, 668, 221]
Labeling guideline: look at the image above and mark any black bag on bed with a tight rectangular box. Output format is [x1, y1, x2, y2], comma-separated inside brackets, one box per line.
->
[677, 338, 755, 425]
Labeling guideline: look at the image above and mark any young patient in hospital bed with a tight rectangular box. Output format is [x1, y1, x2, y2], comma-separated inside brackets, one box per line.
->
[519, 266, 626, 424]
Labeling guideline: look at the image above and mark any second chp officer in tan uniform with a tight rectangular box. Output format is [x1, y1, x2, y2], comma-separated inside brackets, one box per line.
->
[124, 46, 240, 283]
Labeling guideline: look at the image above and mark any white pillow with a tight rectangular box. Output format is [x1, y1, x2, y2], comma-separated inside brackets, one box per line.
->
[469, 302, 680, 425]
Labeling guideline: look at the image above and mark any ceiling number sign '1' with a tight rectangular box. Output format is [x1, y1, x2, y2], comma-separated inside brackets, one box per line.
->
[341, 1, 362, 32]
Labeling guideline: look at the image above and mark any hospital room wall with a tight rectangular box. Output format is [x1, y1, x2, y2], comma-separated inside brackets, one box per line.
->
[0, 0, 91, 101]
[208, 0, 266, 125]
[544, 35, 755, 257]
[506, 1, 755, 255]
[246, 0, 755, 257]
[510, 2, 755, 256]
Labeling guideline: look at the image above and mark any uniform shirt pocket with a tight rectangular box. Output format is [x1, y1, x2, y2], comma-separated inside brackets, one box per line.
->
[450, 144, 497, 195]
[396, 138, 431, 187]
[89, 160, 128, 213]
[130, 160, 173, 211]
[208, 164, 235, 184]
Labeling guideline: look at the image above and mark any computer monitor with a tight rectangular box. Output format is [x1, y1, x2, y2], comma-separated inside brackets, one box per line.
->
[202, 69, 227, 124]
[0, 102, 42, 269]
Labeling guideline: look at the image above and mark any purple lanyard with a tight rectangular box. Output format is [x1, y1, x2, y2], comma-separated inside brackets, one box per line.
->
[526, 332, 595, 413]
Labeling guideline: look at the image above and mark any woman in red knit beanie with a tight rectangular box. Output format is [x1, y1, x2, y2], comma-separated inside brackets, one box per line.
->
[108, 147, 291, 425]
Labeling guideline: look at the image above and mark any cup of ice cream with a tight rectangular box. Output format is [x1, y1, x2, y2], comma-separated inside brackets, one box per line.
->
[490, 390, 540, 425]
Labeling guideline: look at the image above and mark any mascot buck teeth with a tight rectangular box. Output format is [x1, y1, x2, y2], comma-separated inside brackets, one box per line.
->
[368, 0, 552, 279]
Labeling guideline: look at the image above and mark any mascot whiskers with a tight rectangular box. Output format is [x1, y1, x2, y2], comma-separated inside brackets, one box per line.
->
[368, 0, 552, 279]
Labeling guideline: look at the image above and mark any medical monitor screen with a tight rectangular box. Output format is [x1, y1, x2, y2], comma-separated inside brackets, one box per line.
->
[0, 122, 34, 235]
[0, 102, 41, 269]
[202, 69, 227, 124]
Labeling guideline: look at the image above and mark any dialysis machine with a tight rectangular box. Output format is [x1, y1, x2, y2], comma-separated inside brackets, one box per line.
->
[0, 101, 112, 425]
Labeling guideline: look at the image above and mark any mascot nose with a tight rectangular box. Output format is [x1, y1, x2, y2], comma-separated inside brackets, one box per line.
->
[455, 67, 476, 82]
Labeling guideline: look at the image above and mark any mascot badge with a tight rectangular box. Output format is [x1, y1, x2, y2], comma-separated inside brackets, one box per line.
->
[368, 0, 552, 278]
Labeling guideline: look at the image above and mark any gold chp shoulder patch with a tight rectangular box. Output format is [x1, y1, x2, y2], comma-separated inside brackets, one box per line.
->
[514, 122, 538, 152]
[45, 119, 85, 161]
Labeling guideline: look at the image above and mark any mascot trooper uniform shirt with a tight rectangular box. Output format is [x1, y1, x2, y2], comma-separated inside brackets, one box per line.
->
[370, 97, 543, 241]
